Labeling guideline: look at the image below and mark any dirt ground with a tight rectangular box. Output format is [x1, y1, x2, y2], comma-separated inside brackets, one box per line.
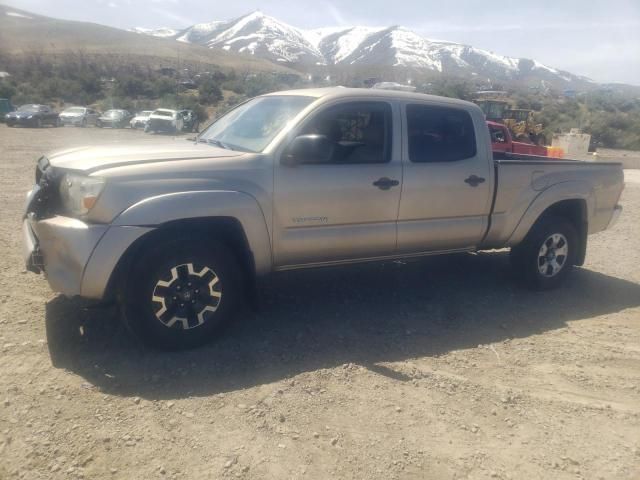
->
[0, 124, 639, 480]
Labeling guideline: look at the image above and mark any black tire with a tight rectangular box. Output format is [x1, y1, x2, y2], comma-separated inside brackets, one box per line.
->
[510, 216, 578, 290]
[121, 238, 242, 350]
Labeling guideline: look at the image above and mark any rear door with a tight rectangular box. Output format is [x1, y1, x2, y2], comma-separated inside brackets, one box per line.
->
[273, 100, 402, 267]
[397, 102, 494, 253]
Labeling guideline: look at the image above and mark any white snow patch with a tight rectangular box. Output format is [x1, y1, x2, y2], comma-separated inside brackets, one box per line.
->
[6, 11, 32, 19]
[474, 48, 520, 70]
[131, 27, 178, 38]
[331, 27, 385, 63]
[532, 60, 559, 74]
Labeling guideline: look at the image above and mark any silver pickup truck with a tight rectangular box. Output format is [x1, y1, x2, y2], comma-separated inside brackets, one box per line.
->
[22, 88, 624, 349]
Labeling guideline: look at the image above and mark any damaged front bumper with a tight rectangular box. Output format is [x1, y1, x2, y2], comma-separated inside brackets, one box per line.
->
[23, 213, 108, 297]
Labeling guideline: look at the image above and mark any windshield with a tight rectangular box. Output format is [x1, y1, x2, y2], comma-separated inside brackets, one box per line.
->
[18, 105, 40, 112]
[199, 95, 315, 152]
[104, 110, 122, 118]
[63, 107, 85, 114]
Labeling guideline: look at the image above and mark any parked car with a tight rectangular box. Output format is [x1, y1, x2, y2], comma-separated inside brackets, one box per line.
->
[130, 110, 153, 129]
[97, 109, 133, 128]
[0, 98, 15, 122]
[59, 106, 101, 127]
[179, 109, 200, 133]
[145, 109, 184, 134]
[22, 88, 624, 350]
[179, 80, 198, 90]
[6, 104, 60, 128]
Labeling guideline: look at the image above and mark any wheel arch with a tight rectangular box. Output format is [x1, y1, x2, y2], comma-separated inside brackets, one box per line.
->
[99, 190, 272, 302]
[510, 187, 591, 266]
[104, 216, 259, 302]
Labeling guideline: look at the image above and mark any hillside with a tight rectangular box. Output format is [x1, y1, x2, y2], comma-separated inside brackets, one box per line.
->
[0, 5, 292, 73]
[167, 11, 593, 90]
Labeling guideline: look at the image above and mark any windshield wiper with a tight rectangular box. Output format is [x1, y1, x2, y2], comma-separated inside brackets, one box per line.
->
[202, 138, 235, 151]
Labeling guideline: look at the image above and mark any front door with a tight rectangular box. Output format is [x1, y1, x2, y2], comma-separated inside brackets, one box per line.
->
[273, 100, 402, 268]
[397, 102, 494, 253]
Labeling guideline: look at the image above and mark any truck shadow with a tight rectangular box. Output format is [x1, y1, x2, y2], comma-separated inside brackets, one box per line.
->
[45, 251, 640, 399]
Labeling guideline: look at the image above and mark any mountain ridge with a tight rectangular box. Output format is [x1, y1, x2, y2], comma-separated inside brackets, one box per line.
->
[136, 11, 593, 87]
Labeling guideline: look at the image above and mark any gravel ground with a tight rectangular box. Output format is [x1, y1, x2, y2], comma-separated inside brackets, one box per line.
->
[0, 124, 639, 480]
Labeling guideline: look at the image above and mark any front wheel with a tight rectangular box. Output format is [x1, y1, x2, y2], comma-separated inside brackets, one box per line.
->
[121, 238, 242, 350]
[511, 216, 578, 290]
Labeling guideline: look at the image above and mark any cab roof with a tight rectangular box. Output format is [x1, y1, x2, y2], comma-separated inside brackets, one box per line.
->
[262, 87, 477, 109]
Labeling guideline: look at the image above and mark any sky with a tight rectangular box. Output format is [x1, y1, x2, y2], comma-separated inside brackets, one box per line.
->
[4, 0, 640, 85]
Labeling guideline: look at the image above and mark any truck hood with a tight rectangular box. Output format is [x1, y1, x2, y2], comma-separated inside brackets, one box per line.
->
[46, 140, 245, 173]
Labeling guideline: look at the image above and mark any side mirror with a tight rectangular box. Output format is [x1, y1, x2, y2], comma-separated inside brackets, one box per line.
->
[282, 134, 333, 166]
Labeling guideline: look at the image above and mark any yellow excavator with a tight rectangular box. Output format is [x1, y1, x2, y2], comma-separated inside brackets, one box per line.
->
[474, 92, 546, 146]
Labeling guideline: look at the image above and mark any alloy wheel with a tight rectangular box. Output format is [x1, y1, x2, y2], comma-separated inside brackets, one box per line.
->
[151, 263, 222, 330]
[537, 233, 569, 277]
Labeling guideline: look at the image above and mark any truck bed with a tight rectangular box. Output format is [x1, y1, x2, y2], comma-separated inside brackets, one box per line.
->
[482, 153, 624, 248]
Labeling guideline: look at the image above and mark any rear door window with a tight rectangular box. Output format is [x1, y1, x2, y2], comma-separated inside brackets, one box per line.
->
[406, 104, 476, 163]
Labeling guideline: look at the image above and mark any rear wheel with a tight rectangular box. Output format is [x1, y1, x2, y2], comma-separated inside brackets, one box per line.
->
[121, 238, 242, 350]
[511, 216, 578, 290]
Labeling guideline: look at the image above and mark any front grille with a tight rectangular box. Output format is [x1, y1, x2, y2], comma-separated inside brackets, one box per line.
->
[29, 157, 62, 219]
[35, 156, 49, 183]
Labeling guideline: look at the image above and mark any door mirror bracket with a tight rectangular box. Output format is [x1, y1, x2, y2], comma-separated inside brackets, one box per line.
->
[281, 134, 333, 166]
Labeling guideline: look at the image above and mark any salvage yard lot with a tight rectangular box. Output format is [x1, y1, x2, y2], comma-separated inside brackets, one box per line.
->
[0, 124, 639, 480]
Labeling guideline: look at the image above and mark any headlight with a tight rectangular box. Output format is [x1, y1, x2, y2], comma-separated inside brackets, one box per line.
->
[59, 173, 106, 216]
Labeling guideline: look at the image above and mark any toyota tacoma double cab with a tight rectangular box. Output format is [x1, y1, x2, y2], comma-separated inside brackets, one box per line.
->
[22, 88, 624, 349]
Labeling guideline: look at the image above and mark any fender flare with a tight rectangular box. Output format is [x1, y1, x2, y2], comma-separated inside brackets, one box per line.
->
[507, 181, 594, 246]
[112, 190, 272, 275]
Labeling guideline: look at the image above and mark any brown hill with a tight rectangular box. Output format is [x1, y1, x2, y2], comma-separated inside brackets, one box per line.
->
[0, 4, 293, 74]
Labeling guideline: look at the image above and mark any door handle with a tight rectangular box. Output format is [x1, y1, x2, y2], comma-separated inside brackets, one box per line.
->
[464, 175, 486, 187]
[373, 177, 400, 190]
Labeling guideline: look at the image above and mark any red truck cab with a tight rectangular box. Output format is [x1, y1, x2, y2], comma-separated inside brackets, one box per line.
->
[488, 121, 548, 156]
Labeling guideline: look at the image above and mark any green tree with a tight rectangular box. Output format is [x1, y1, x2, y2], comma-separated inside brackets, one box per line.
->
[198, 78, 223, 105]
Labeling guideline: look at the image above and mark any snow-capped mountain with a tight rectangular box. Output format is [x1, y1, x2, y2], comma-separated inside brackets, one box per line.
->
[138, 11, 585, 84]
[130, 26, 180, 38]
[174, 11, 323, 64]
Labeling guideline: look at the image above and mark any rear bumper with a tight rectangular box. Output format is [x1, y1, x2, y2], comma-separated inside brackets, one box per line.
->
[607, 205, 623, 230]
[60, 116, 83, 126]
[98, 120, 125, 128]
[147, 119, 176, 132]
